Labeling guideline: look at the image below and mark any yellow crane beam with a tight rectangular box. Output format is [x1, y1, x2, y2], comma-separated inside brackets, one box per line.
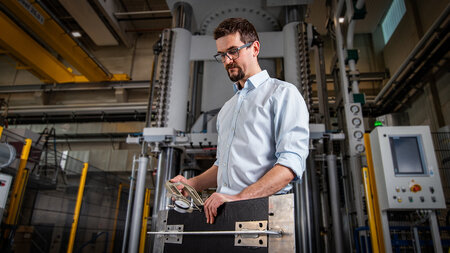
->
[0, 12, 84, 83]
[1, 0, 129, 82]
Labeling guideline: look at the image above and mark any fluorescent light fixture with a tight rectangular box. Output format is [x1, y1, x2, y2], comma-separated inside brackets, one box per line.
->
[71, 31, 82, 37]
[339, 17, 345, 23]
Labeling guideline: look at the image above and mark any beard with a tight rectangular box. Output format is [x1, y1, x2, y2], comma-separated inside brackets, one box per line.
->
[226, 63, 245, 82]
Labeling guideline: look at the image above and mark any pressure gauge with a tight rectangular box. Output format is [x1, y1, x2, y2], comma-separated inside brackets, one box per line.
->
[354, 131, 363, 139]
[355, 144, 365, 153]
[350, 105, 360, 114]
[352, 117, 362, 126]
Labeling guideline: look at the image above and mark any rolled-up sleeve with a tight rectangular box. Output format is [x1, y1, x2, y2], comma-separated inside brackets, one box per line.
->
[273, 85, 310, 179]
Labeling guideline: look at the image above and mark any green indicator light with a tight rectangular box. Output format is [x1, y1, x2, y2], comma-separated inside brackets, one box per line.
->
[374, 121, 383, 127]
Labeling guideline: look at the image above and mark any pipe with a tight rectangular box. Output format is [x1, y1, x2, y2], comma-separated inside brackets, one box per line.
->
[346, 0, 366, 94]
[374, 4, 450, 103]
[128, 155, 149, 253]
[115, 10, 172, 17]
[121, 155, 138, 253]
[326, 154, 344, 253]
[172, 2, 192, 31]
[333, 0, 350, 104]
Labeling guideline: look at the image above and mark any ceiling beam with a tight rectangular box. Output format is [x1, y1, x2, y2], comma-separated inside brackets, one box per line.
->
[0, 11, 82, 83]
[1, 0, 128, 82]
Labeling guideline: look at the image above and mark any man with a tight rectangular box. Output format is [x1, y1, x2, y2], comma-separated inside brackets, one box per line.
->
[171, 18, 309, 224]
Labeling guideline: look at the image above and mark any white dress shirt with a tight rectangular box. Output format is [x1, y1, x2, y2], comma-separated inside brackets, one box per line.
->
[214, 70, 309, 195]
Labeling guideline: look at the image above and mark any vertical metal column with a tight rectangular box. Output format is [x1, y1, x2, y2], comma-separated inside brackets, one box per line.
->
[381, 211, 392, 253]
[307, 149, 322, 252]
[121, 155, 137, 253]
[294, 180, 306, 253]
[314, 42, 331, 129]
[150, 147, 181, 253]
[128, 155, 149, 253]
[152, 147, 181, 219]
[139, 188, 151, 253]
[67, 162, 89, 253]
[326, 154, 344, 253]
[429, 211, 443, 253]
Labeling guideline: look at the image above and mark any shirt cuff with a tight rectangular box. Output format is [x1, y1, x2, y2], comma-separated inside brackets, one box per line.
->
[214, 159, 219, 167]
[275, 152, 304, 179]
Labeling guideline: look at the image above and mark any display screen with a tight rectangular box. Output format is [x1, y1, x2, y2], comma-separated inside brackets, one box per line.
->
[389, 136, 426, 175]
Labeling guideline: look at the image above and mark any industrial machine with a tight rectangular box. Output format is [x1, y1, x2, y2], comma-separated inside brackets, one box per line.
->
[370, 126, 446, 252]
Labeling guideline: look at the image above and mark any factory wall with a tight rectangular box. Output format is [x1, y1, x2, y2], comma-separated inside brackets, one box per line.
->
[372, 0, 449, 131]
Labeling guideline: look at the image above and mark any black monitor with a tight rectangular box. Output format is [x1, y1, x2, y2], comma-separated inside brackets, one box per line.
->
[389, 135, 427, 175]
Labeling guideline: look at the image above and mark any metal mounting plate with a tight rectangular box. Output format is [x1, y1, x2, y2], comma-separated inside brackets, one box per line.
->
[164, 225, 184, 244]
[234, 221, 267, 247]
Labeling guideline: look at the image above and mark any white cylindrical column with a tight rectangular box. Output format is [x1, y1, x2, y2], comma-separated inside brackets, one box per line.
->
[166, 28, 191, 132]
[283, 22, 300, 87]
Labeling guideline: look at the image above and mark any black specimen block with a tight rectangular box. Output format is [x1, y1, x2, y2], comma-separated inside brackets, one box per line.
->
[163, 197, 269, 253]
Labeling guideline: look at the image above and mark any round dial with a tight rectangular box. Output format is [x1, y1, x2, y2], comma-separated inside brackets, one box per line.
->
[355, 144, 365, 153]
[354, 131, 363, 139]
[350, 105, 360, 114]
[352, 117, 362, 126]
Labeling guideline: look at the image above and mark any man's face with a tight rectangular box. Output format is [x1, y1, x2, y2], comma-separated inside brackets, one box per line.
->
[215, 33, 253, 83]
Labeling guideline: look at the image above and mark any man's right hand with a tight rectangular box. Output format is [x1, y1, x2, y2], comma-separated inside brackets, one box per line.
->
[169, 175, 191, 197]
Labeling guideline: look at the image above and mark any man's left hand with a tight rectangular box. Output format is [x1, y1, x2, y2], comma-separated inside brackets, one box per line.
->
[203, 193, 240, 224]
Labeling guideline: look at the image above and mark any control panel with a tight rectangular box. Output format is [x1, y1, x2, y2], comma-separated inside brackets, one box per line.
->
[370, 126, 446, 210]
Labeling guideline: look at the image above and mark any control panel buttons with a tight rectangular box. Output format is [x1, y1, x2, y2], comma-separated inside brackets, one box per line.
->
[429, 186, 435, 194]
[410, 184, 422, 193]
[420, 196, 425, 202]
[408, 196, 413, 202]
[395, 187, 400, 193]
[431, 196, 436, 202]
[401, 187, 406, 193]
[397, 197, 402, 203]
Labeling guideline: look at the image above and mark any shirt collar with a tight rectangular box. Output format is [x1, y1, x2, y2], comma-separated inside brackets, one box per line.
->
[233, 70, 269, 93]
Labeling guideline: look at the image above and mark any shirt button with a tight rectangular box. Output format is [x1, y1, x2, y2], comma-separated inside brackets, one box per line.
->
[224, 183, 227, 187]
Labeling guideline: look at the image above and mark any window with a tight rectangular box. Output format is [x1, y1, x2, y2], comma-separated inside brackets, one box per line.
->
[381, 0, 406, 44]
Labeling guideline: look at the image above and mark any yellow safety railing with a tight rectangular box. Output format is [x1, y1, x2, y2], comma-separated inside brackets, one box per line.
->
[67, 162, 89, 253]
[4, 138, 32, 234]
[140, 188, 151, 253]
[362, 167, 381, 253]
[109, 183, 123, 253]
[363, 133, 385, 252]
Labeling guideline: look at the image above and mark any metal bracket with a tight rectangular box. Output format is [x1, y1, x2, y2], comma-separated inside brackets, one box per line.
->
[234, 221, 268, 247]
[164, 225, 184, 244]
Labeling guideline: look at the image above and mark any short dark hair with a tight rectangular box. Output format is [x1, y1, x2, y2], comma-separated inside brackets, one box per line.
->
[213, 18, 259, 43]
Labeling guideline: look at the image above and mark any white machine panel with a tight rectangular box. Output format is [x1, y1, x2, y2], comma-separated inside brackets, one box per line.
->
[370, 126, 446, 210]
[0, 173, 13, 223]
[0, 173, 12, 209]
